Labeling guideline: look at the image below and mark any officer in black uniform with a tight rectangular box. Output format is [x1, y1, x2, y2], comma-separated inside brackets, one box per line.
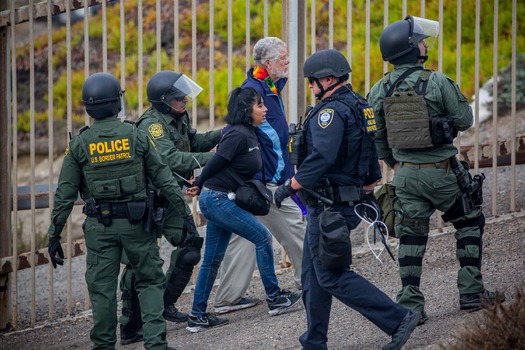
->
[274, 49, 420, 350]
[47, 72, 189, 349]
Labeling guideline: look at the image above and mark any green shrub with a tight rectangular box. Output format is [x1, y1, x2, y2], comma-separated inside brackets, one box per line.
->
[492, 54, 525, 114]
[13, 0, 524, 133]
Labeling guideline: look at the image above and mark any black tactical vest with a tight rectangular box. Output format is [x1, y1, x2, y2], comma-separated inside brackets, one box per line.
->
[307, 88, 377, 181]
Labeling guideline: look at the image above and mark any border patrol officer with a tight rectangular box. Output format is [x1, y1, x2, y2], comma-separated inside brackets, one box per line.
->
[47, 72, 187, 350]
[119, 71, 221, 344]
[367, 16, 504, 325]
[274, 49, 420, 350]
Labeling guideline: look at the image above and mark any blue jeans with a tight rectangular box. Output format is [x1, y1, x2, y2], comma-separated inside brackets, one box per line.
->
[191, 189, 280, 316]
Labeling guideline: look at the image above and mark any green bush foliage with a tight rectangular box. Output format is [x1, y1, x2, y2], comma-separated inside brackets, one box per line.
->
[13, 0, 524, 134]
[492, 54, 525, 114]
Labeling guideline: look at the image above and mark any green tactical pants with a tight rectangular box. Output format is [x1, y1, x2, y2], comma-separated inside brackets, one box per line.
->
[84, 216, 167, 350]
[392, 163, 485, 312]
[120, 203, 185, 330]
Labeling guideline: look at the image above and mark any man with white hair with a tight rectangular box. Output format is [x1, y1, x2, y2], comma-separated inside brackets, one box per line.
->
[213, 37, 306, 315]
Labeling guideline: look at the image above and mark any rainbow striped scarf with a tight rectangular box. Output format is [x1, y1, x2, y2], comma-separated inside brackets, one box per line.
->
[252, 65, 278, 95]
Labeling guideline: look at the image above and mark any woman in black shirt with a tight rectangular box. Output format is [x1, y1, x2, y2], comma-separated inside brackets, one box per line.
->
[186, 87, 301, 332]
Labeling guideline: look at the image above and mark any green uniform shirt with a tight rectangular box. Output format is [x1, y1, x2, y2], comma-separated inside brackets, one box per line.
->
[368, 63, 473, 167]
[48, 117, 191, 237]
[137, 107, 221, 186]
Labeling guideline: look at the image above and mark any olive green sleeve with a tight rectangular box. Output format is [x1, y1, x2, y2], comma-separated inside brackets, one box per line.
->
[190, 129, 221, 152]
[139, 131, 191, 217]
[138, 117, 215, 174]
[437, 73, 473, 131]
[48, 142, 82, 238]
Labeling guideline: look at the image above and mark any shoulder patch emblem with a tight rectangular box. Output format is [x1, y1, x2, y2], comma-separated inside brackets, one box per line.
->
[148, 123, 164, 139]
[64, 144, 70, 156]
[318, 109, 335, 129]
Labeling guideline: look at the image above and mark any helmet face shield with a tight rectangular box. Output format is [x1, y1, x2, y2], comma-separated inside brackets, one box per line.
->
[166, 74, 203, 101]
[117, 89, 126, 119]
[409, 16, 439, 50]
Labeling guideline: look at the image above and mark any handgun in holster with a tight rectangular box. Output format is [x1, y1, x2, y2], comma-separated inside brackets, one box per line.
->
[143, 191, 156, 234]
[449, 157, 485, 215]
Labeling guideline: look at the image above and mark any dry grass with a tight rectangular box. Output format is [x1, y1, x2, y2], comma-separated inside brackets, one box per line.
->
[443, 286, 525, 350]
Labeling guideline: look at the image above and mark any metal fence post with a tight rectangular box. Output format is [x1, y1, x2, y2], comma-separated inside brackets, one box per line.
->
[0, 22, 13, 330]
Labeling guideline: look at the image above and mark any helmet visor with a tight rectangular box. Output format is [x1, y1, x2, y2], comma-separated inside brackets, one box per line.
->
[118, 89, 126, 119]
[170, 74, 203, 100]
[411, 16, 439, 50]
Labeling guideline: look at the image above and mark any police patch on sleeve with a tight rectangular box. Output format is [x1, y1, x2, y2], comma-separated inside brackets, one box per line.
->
[318, 109, 335, 129]
[148, 123, 164, 139]
[64, 144, 70, 156]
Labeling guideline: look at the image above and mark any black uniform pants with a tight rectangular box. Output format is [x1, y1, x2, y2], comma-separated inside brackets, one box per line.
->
[299, 204, 408, 349]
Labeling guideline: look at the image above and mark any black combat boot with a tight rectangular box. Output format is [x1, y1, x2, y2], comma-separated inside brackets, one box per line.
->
[459, 289, 506, 310]
[163, 304, 189, 323]
[120, 324, 143, 345]
[382, 310, 421, 350]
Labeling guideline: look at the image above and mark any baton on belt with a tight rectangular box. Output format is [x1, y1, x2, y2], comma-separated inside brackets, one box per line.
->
[300, 187, 334, 207]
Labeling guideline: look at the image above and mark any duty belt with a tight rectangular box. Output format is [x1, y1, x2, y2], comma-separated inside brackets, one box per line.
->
[399, 159, 450, 169]
[82, 201, 139, 218]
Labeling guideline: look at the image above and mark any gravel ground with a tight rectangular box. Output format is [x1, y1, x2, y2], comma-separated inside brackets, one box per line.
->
[4, 87, 523, 348]
[1, 168, 524, 349]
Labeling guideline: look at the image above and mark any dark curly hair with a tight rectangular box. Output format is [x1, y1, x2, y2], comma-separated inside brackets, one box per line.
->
[224, 87, 264, 126]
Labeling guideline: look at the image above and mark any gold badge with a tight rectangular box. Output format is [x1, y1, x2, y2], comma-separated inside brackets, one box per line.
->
[148, 123, 164, 139]
[64, 144, 70, 156]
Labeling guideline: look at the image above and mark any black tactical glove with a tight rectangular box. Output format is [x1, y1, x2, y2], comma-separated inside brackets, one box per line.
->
[48, 236, 64, 268]
[274, 179, 297, 208]
[361, 190, 383, 221]
[192, 176, 203, 189]
[182, 215, 199, 246]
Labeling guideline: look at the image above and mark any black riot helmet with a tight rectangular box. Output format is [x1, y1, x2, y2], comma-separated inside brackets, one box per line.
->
[82, 72, 124, 119]
[146, 71, 203, 114]
[303, 49, 352, 79]
[303, 49, 351, 100]
[380, 16, 439, 65]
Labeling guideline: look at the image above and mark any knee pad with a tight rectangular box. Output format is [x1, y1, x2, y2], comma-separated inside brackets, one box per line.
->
[164, 247, 202, 305]
[180, 246, 201, 267]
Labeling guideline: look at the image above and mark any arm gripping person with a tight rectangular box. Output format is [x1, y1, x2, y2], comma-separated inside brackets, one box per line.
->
[118, 71, 220, 344]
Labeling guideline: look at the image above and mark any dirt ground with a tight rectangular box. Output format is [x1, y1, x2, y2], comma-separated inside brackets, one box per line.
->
[1, 211, 524, 350]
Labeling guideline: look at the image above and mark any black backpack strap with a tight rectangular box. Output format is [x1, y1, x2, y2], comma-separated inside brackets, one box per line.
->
[384, 67, 424, 97]
[413, 69, 433, 96]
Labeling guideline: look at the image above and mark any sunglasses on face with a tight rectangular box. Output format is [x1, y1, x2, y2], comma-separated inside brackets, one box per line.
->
[307, 77, 316, 84]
